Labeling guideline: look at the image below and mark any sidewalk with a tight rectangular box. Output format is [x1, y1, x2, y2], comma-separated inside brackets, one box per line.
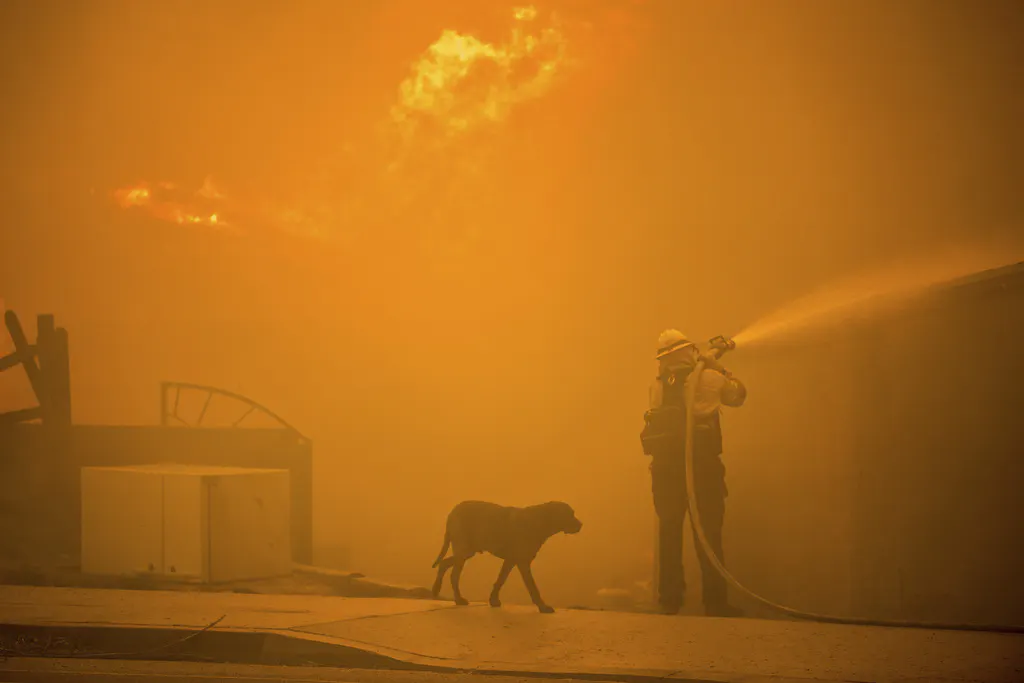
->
[1, 585, 1021, 683]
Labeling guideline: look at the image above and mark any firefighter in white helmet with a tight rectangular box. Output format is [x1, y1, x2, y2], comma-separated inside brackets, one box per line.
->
[641, 329, 746, 616]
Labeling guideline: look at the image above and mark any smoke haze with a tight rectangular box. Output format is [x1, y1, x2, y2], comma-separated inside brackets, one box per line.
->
[2, 0, 1023, 605]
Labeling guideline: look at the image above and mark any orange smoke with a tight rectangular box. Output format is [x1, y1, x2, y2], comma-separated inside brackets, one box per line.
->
[552, 0, 654, 87]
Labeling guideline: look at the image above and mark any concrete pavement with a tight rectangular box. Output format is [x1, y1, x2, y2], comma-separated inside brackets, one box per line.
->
[1, 585, 1021, 683]
[3, 658, 609, 683]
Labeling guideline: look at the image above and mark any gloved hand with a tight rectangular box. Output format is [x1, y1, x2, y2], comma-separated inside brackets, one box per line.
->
[698, 354, 731, 376]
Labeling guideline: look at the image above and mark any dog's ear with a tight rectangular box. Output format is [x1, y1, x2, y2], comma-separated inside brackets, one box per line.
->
[543, 501, 577, 526]
[551, 501, 574, 516]
[546, 501, 571, 520]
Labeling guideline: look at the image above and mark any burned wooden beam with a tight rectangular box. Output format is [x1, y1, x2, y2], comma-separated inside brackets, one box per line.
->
[1, 312, 72, 427]
[0, 406, 43, 425]
[36, 314, 56, 423]
[36, 314, 71, 426]
[50, 326, 72, 425]
[4, 310, 47, 414]
[0, 345, 36, 372]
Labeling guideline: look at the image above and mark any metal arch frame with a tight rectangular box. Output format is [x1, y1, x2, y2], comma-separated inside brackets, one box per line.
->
[159, 381, 308, 442]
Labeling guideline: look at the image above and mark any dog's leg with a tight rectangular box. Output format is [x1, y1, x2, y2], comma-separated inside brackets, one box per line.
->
[517, 562, 554, 613]
[432, 556, 455, 599]
[451, 557, 471, 606]
[489, 559, 514, 607]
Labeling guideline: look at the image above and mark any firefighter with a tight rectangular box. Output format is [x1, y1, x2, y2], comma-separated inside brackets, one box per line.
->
[643, 329, 746, 617]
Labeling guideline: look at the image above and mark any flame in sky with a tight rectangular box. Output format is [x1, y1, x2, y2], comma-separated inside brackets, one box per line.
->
[390, 5, 568, 140]
[107, 3, 648, 241]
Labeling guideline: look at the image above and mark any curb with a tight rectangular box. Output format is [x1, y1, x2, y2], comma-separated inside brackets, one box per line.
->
[0, 622, 416, 669]
[0, 622, 730, 683]
[0, 565, 435, 601]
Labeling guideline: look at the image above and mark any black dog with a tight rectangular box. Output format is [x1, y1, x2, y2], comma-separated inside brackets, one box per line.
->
[430, 500, 583, 613]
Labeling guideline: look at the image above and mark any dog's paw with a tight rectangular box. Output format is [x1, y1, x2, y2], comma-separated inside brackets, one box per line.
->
[454, 597, 470, 606]
[489, 597, 502, 608]
[537, 604, 555, 614]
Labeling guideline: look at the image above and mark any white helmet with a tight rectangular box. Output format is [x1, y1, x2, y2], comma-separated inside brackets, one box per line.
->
[655, 329, 695, 359]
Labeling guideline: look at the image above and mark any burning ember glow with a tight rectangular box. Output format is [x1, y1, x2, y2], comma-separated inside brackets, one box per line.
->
[106, 3, 647, 240]
[390, 5, 568, 140]
[112, 177, 232, 231]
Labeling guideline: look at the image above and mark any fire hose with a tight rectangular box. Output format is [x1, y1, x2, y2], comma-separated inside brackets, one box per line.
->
[681, 336, 1024, 634]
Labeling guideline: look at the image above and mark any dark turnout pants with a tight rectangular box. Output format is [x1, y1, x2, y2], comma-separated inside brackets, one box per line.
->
[650, 442, 728, 612]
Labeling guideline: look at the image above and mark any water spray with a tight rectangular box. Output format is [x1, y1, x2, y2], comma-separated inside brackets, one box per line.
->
[681, 334, 1024, 634]
[729, 246, 1024, 350]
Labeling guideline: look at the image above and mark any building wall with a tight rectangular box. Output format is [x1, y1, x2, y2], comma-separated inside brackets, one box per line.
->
[721, 267, 1024, 625]
[723, 334, 859, 618]
[0, 424, 313, 568]
[849, 270, 1024, 625]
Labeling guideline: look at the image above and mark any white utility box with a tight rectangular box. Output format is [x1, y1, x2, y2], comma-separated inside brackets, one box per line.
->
[81, 463, 291, 583]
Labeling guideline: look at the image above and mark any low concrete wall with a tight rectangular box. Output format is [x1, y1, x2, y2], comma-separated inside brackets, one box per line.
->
[0, 424, 313, 568]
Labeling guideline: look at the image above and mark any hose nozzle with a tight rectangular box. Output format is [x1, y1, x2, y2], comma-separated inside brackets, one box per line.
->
[708, 335, 736, 354]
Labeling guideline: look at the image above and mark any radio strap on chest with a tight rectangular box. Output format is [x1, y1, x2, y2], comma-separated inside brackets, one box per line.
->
[640, 364, 693, 457]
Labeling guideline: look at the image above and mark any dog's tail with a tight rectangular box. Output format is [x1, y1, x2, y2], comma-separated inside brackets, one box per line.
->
[431, 528, 451, 568]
